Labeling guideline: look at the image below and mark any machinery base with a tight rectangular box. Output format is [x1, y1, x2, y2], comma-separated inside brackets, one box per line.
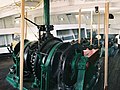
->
[6, 73, 27, 90]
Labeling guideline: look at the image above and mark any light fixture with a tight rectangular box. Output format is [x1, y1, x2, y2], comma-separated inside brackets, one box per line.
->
[96, 35, 101, 39]
[109, 14, 114, 19]
[60, 17, 64, 21]
[15, 19, 20, 24]
[95, 6, 99, 13]
[86, 16, 89, 19]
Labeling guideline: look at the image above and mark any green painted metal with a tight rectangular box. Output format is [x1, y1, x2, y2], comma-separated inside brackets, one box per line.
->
[75, 56, 88, 90]
[44, 0, 50, 32]
[71, 53, 81, 80]
[6, 41, 31, 90]
[40, 64, 44, 90]
[84, 61, 99, 90]
[6, 73, 19, 88]
[40, 42, 62, 90]
[6, 65, 27, 90]
[6, 37, 100, 90]
[45, 43, 62, 67]
[12, 41, 30, 77]
[39, 52, 45, 90]
[12, 52, 20, 77]
[32, 77, 40, 88]
[6, 0, 100, 89]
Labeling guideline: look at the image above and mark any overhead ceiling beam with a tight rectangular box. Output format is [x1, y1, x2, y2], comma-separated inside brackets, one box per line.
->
[0, 0, 120, 18]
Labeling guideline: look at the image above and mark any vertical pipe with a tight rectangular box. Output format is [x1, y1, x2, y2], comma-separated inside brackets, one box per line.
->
[20, 0, 25, 90]
[90, 11, 93, 45]
[78, 9, 81, 44]
[98, 11, 100, 47]
[104, 2, 109, 90]
[25, 11, 27, 39]
[43, 1, 50, 89]
[44, 0, 50, 32]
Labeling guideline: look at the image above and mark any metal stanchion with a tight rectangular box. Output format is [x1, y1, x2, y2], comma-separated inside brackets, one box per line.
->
[90, 10, 93, 45]
[25, 11, 27, 39]
[78, 9, 81, 44]
[98, 11, 100, 47]
[20, 0, 25, 90]
[104, 2, 109, 90]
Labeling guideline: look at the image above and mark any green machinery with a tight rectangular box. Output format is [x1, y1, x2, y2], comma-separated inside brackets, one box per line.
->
[6, 36, 100, 90]
[6, 0, 101, 90]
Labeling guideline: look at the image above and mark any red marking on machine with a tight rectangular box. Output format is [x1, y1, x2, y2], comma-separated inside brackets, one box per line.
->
[83, 48, 99, 58]
[84, 48, 99, 69]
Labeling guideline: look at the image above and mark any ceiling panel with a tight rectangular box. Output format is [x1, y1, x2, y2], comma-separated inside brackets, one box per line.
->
[0, 0, 14, 7]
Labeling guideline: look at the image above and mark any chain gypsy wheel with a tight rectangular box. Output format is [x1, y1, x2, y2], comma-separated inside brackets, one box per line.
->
[32, 38, 62, 80]
[61, 43, 82, 86]
[24, 41, 38, 72]
[50, 42, 70, 79]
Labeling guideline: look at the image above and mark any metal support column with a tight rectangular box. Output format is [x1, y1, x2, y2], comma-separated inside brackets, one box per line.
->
[78, 9, 81, 44]
[20, 0, 25, 90]
[25, 11, 27, 39]
[104, 2, 109, 90]
[44, 0, 50, 32]
[90, 11, 93, 45]
[98, 11, 100, 47]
